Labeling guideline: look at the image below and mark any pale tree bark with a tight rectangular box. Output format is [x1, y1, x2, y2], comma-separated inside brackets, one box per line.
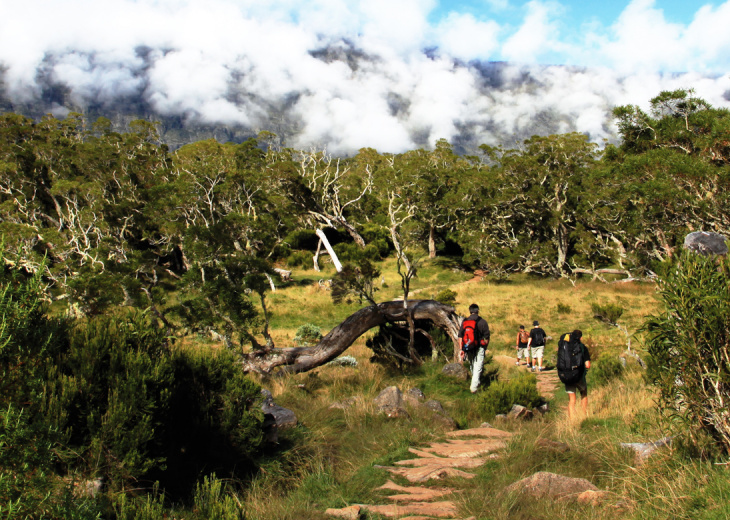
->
[315, 228, 343, 272]
[240, 300, 461, 375]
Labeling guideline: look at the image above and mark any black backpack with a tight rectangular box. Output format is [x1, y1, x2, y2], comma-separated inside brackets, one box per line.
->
[533, 328, 545, 346]
[556, 332, 585, 385]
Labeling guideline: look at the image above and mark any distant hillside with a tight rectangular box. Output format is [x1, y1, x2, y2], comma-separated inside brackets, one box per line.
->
[0, 43, 658, 156]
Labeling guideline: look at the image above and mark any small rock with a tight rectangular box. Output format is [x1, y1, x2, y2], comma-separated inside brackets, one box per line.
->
[536, 438, 571, 453]
[442, 362, 469, 381]
[620, 436, 673, 463]
[407, 388, 426, 401]
[495, 414, 507, 420]
[575, 489, 612, 506]
[534, 403, 549, 415]
[507, 404, 533, 420]
[329, 397, 359, 410]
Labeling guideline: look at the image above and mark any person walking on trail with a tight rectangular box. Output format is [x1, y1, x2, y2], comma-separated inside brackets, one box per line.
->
[562, 330, 591, 419]
[515, 325, 530, 366]
[527, 320, 547, 372]
[458, 303, 491, 394]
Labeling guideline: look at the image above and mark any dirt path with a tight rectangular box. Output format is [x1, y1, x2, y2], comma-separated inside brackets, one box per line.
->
[325, 426, 511, 519]
[324, 355, 561, 519]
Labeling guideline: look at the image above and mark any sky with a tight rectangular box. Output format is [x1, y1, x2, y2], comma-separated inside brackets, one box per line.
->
[1, 0, 729, 154]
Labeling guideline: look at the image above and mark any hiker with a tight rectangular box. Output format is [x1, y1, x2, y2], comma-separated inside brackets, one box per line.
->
[458, 303, 491, 394]
[560, 330, 591, 419]
[527, 320, 547, 371]
[515, 325, 531, 366]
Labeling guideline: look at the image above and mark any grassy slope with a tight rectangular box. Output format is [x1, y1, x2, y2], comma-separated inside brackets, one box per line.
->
[239, 258, 730, 520]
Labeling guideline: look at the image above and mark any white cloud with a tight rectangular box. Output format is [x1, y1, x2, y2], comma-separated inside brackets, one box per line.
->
[0, 0, 729, 154]
[433, 13, 501, 61]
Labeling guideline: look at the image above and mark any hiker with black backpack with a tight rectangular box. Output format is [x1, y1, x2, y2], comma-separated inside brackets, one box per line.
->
[556, 330, 592, 419]
[458, 303, 491, 394]
[527, 320, 547, 372]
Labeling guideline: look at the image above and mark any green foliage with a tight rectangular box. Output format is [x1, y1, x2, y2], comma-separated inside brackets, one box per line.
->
[644, 250, 730, 454]
[294, 323, 323, 347]
[192, 474, 245, 520]
[591, 353, 625, 386]
[286, 250, 311, 268]
[331, 259, 380, 306]
[435, 288, 457, 307]
[556, 302, 572, 314]
[478, 372, 542, 417]
[591, 302, 624, 324]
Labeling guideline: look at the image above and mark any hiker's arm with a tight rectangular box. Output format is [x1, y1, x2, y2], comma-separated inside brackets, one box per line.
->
[585, 360, 591, 369]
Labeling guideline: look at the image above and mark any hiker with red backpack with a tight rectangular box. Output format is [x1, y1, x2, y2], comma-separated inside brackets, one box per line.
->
[515, 325, 531, 366]
[458, 303, 491, 394]
[556, 330, 592, 419]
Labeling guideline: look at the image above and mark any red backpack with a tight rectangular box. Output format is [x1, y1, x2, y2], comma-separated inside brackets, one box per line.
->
[461, 317, 482, 353]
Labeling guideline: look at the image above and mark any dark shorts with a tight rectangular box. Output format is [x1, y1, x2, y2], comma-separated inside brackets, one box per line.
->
[565, 374, 587, 395]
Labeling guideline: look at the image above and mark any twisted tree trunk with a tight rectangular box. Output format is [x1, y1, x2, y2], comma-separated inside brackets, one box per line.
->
[240, 300, 461, 375]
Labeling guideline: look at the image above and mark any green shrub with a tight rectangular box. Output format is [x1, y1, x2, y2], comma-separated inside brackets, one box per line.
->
[644, 250, 730, 454]
[591, 302, 624, 324]
[294, 323, 323, 346]
[435, 288, 457, 307]
[478, 372, 541, 417]
[286, 250, 311, 268]
[556, 302, 572, 314]
[42, 313, 264, 498]
[591, 353, 625, 386]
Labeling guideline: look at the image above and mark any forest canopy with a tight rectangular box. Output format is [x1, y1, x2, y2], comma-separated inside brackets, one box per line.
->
[1, 88, 729, 349]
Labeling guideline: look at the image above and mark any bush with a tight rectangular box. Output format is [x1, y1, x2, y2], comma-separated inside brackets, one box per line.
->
[556, 302, 572, 314]
[478, 372, 541, 417]
[435, 288, 457, 307]
[644, 250, 730, 454]
[591, 353, 625, 386]
[592, 302, 624, 324]
[294, 323, 323, 347]
[286, 250, 311, 268]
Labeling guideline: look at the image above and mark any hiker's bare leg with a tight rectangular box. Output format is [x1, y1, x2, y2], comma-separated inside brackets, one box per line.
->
[568, 392, 576, 419]
[580, 393, 588, 416]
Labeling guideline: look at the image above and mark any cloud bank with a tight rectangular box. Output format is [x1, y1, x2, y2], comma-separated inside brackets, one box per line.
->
[1, 0, 729, 154]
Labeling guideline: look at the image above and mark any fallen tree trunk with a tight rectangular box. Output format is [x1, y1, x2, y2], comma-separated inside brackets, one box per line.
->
[240, 300, 461, 375]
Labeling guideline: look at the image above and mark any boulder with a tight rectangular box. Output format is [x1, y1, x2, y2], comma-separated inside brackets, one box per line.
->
[374, 386, 409, 418]
[442, 362, 469, 381]
[684, 231, 728, 256]
[261, 389, 297, 443]
[505, 471, 598, 501]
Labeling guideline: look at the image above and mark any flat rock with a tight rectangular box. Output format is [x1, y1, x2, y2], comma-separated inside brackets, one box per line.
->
[377, 480, 456, 502]
[446, 427, 513, 439]
[325, 505, 361, 519]
[359, 500, 459, 517]
[379, 465, 476, 483]
[420, 438, 507, 458]
[685, 231, 728, 255]
[395, 457, 486, 469]
[505, 471, 598, 501]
